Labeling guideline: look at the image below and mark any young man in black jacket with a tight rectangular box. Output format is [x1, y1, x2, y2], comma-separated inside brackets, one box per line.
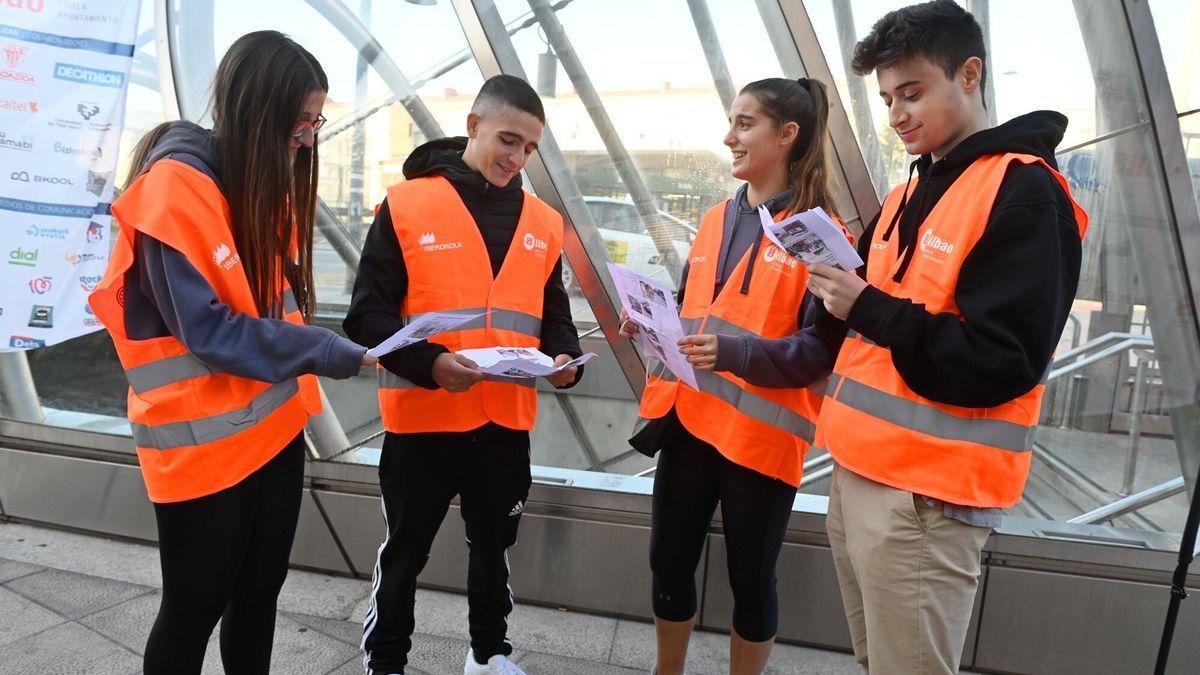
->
[805, 2, 1086, 673]
[345, 75, 582, 675]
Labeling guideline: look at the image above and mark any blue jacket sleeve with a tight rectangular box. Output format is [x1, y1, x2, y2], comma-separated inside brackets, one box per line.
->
[712, 292, 840, 389]
[136, 234, 365, 382]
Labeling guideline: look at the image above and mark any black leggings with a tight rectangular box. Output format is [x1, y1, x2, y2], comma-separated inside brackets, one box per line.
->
[143, 434, 305, 675]
[649, 427, 797, 642]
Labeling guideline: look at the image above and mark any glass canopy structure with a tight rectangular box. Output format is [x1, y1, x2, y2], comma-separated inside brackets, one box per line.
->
[2, 1, 1199, 672]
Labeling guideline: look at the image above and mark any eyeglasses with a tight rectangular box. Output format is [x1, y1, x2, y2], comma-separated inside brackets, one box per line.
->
[292, 114, 327, 145]
[295, 114, 327, 132]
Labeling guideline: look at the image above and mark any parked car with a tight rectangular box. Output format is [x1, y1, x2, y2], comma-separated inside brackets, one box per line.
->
[560, 197, 695, 294]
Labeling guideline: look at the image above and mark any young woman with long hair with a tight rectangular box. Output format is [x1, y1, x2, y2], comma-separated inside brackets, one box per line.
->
[88, 31, 373, 673]
[625, 77, 845, 675]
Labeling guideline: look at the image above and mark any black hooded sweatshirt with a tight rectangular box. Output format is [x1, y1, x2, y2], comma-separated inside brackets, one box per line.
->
[833, 110, 1083, 408]
[343, 137, 582, 390]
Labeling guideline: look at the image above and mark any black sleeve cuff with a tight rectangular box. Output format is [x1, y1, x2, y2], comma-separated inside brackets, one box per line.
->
[846, 284, 905, 346]
[380, 341, 448, 390]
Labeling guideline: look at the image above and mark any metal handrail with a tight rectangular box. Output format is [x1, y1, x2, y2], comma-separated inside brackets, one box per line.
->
[1068, 476, 1186, 524]
[1052, 331, 1152, 365]
[1047, 335, 1154, 382]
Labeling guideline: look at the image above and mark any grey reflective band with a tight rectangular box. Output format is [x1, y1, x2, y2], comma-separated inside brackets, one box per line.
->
[283, 290, 299, 315]
[488, 310, 542, 338]
[378, 368, 535, 390]
[679, 316, 703, 335]
[378, 369, 418, 390]
[485, 376, 537, 388]
[132, 379, 300, 450]
[399, 308, 542, 338]
[831, 375, 1033, 452]
[846, 330, 876, 346]
[125, 353, 217, 394]
[268, 290, 301, 318]
[654, 368, 815, 443]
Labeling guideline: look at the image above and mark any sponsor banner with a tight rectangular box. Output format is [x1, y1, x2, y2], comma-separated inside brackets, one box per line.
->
[0, 0, 141, 351]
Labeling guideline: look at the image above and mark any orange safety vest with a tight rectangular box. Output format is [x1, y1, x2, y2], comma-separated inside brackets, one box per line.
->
[88, 159, 322, 503]
[815, 153, 1089, 508]
[377, 176, 563, 433]
[637, 201, 831, 487]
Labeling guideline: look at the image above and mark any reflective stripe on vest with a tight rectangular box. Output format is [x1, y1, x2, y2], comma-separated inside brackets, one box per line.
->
[124, 290, 303, 395]
[132, 379, 300, 450]
[378, 367, 535, 390]
[88, 158, 314, 503]
[817, 153, 1087, 507]
[636, 199, 836, 486]
[650, 360, 815, 443]
[377, 176, 563, 433]
[827, 373, 1033, 452]
[397, 307, 543, 338]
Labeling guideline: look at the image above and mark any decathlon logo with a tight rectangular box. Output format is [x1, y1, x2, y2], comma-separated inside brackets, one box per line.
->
[762, 244, 798, 269]
[213, 242, 241, 270]
[419, 231, 463, 253]
[53, 62, 125, 89]
[523, 232, 548, 254]
[919, 230, 956, 262]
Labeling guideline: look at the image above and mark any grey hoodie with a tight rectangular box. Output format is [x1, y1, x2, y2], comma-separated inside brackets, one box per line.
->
[122, 121, 365, 383]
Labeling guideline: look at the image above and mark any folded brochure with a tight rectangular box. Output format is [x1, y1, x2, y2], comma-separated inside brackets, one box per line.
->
[758, 205, 863, 271]
[456, 347, 596, 379]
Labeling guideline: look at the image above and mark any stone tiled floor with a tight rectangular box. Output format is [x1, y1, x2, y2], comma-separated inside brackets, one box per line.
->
[0, 521, 860, 674]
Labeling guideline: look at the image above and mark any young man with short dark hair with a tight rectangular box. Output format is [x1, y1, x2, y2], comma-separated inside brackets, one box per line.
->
[345, 74, 582, 675]
[805, 2, 1088, 672]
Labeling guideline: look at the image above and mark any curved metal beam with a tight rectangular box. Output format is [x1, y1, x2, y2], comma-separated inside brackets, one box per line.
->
[301, 0, 444, 140]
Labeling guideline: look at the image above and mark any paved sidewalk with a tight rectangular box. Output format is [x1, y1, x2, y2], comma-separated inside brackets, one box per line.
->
[0, 521, 859, 674]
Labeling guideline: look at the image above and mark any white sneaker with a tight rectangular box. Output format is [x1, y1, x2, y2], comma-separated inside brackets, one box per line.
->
[463, 648, 526, 675]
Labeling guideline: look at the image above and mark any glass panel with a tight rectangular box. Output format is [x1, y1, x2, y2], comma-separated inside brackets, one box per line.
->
[802, 0, 1200, 539]
[1148, 0, 1200, 212]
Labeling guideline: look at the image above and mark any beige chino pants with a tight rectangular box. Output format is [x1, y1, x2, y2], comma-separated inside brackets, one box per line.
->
[826, 464, 991, 674]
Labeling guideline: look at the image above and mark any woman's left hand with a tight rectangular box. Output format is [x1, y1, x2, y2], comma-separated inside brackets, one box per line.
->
[679, 334, 718, 371]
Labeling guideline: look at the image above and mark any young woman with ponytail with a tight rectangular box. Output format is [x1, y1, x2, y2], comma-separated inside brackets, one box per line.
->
[622, 77, 846, 675]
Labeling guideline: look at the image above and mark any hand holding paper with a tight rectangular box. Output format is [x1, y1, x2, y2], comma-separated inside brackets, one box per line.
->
[758, 206, 863, 270]
[367, 311, 485, 358]
[456, 347, 597, 379]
